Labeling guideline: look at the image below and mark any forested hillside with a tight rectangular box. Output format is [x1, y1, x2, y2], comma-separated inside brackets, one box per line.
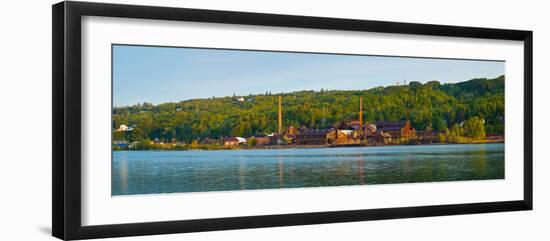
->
[113, 75, 504, 143]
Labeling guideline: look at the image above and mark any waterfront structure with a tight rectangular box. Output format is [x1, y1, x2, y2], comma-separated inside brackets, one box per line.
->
[286, 125, 297, 136]
[217, 94, 418, 147]
[373, 130, 393, 143]
[201, 137, 219, 145]
[251, 135, 271, 146]
[364, 123, 377, 137]
[334, 129, 360, 145]
[223, 137, 240, 146]
[283, 125, 298, 143]
[375, 120, 417, 140]
[417, 129, 447, 144]
[236, 137, 247, 145]
[295, 128, 336, 145]
[113, 140, 129, 148]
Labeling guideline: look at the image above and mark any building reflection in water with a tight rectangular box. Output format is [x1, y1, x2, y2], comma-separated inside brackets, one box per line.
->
[277, 155, 284, 188]
[357, 159, 365, 185]
[400, 154, 414, 181]
[472, 149, 488, 177]
[118, 153, 128, 193]
[238, 157, 246, 190]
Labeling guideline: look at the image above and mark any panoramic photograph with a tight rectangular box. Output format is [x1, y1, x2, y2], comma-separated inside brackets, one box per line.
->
[111, 44, 505, 196]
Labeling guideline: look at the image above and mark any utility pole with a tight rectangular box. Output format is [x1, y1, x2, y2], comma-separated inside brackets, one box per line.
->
[359, 95, 363, 137]
[278, 95, 282, 135]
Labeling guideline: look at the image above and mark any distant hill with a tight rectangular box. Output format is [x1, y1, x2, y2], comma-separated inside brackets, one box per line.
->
[440, 75, 505, 99]
[113, 75, 505, 143]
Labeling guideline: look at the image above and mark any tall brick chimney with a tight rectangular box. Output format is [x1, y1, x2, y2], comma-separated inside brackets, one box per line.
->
[359, 96, 363, 137]
[278, 95, 282, 135]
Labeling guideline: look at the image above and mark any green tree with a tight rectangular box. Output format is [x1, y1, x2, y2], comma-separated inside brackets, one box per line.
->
[128, 127, 146, 141]
[190, 140, 199, 149]
[248, 137, 257, 147]
[446, 124, 464, 143]
[433, 117, 447, 131]
[464, 116, 486, 140]
[408, 81, 422, 91]
[113, 131, 125, 141]
[425, 80, 441, 90]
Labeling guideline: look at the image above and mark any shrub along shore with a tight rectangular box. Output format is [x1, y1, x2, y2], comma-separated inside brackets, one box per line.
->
[113, 135, 504, 151]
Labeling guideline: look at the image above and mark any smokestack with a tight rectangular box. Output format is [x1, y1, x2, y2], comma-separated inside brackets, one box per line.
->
[278, 95, 282, 135]
[359, 96, 363, 137]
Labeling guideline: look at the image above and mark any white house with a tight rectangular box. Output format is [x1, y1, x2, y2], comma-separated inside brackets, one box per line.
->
[236, 137, 247, 144]
[116, 124, 133, 132]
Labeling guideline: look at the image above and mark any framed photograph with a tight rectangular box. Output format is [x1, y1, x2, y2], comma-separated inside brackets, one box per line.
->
[52, 1, 533, 240]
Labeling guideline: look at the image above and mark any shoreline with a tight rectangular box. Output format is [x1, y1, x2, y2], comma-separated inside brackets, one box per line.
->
[113, 140, 504, 152]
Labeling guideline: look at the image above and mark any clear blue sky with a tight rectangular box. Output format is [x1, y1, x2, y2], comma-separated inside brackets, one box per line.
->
[113, 45, 505, 107]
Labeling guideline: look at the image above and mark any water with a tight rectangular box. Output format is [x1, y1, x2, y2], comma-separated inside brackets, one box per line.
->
[112, 143, 504, 195]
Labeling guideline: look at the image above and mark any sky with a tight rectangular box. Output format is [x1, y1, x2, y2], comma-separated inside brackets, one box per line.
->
[113, 45, 505, 107]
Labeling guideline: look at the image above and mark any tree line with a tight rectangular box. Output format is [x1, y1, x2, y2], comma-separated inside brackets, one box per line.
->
[113, 75, 505, 143]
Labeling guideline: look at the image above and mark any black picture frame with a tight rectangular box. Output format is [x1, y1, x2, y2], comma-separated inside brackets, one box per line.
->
[52, 1, 533, 240]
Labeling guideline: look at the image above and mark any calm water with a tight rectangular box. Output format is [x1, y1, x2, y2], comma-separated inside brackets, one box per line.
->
[112, 143, 504, 195]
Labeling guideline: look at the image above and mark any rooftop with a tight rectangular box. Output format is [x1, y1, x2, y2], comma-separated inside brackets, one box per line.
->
[297, 128, 335, 136]
[376, 121, 409, 131]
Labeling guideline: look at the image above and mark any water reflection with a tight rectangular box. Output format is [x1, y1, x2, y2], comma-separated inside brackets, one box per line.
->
[238, 156, 246, 190]
[472, 149, 488, 178]
[112, 143, 505, 195]
[357, 159, 365, 185]
[117, 152, 128, 193]
[278, 155, 284, 188]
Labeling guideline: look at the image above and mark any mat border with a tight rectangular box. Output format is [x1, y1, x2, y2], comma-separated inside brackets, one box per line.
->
[52, 1, 533, 240]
